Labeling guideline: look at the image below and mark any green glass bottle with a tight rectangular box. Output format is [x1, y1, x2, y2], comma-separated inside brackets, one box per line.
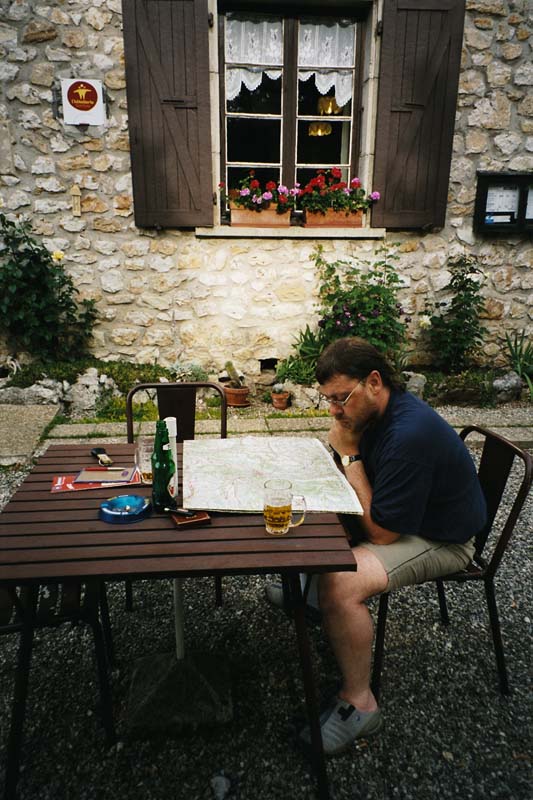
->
[151, 420, 176, 512]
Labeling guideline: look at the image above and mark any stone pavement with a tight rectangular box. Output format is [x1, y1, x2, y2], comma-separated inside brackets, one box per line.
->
[0, 404, 58, 466]
[0, 402, 532, 466]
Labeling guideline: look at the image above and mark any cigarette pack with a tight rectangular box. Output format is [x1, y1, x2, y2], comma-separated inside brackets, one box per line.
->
[170, 511, 211, 529]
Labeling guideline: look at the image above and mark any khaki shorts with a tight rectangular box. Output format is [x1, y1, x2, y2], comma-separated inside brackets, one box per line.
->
[358, 535, 476, 592]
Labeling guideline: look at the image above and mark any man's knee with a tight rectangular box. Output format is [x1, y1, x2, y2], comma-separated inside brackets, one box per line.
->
[319, 570, 359, 614]
[319, 547, 388, 611]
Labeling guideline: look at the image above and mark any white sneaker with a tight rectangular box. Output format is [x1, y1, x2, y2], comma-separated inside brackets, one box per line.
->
[300, 697, 382, 756]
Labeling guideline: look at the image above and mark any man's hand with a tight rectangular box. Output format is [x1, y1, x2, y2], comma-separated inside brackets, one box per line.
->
[328, 419, 361, 457]
[329, 421, 400, 546]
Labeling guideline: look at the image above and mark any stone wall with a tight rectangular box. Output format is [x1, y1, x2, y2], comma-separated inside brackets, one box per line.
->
[0, 0, 532, 375]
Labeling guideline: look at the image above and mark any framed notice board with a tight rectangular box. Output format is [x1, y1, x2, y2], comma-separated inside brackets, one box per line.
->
[474, 172, 533, 235]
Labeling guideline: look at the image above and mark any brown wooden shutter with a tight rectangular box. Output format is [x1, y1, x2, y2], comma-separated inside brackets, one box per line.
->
[122, 0, 213, 227]
[372, 0, 465, 230]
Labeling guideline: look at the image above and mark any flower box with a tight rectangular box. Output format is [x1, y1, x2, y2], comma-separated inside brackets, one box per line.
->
[304, 209, 364, 228]
[230, 205, 291, 228]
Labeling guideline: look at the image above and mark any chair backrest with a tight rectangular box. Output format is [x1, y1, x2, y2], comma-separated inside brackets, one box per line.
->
[460, 425, 532, 577]
[0, 583, 83, 635]
[126, 381, 228, 443]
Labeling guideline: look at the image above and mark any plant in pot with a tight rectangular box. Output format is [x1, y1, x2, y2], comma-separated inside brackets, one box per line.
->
[220, 171, 299, 227]
[298, 168, 380, 227]
[223, 361, 250, 408]
[271, 382, 291, 410]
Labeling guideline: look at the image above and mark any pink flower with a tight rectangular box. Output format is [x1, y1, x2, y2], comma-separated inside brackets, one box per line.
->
[369, 191, 380, 201]
[290, 187, 300, 196]
[350, 177, 361, 188]
[262, 191, 273, 201]
[240, 187, 250, 196]
[278, 185, 289, 195]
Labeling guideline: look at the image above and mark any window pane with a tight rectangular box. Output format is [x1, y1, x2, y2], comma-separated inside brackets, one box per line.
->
[298, 19, 355, 68]
[227, 118, 281, 164]
[227, 166, 281, 192]
[226, 73, 281, 115]
[298, 75, 352, 117]
[297, 120, 351, 167]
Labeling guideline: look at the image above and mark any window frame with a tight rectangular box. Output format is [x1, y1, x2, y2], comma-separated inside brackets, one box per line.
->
[218, 9, 366, 221]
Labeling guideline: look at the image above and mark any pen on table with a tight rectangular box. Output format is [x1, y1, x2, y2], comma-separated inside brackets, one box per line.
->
[164, 507, 196, 517]
[86, 467, 127, 471]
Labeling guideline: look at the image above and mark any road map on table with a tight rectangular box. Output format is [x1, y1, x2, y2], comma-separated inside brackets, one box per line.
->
[182, 436, 363, 514]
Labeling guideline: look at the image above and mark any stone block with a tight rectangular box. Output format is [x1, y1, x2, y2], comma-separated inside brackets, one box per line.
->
[109, 327, 139, 345]
[81, 194, 109, 213]
[22, 21, 57, 43]
[61, 30, 86, 48]
[30, 62, 55, 87]
[92, 217, 124, 232]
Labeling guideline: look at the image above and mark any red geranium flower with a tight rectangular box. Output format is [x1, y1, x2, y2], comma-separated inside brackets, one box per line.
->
[266, 181, 276, 191]
[298, 168, 380, 216]
[250, 179, 260, 189]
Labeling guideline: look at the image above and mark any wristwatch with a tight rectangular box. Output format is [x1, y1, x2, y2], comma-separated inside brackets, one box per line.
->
[341, 454, 362, 467]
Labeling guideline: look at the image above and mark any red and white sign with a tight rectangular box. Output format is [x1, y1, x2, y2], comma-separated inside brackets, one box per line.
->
[61, 78, 106, 125]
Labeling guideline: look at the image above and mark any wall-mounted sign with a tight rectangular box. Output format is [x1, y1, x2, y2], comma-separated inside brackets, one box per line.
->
[60, 78, 106, 125]
[474, 172, 533, 236]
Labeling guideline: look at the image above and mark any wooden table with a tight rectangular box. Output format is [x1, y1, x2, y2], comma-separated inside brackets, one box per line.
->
[0, 443, 357, 799]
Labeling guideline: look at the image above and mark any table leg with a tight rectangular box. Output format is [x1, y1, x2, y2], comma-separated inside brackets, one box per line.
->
[173, 578, 185, 661]
[288, 573, 330, 800]
[5, 585, 37, 800]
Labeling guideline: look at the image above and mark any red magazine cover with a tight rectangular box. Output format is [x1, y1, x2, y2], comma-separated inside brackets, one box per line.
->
[51, 471, 141, 493]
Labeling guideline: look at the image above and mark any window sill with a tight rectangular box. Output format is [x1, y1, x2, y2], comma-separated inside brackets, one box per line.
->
[195, 225, 386, 239]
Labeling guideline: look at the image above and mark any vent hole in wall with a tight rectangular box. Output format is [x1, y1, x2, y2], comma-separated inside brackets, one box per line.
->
[259, 358, 278, 372]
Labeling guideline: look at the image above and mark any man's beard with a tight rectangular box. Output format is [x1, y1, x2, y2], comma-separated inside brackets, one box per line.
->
[336, 406, 380, 434]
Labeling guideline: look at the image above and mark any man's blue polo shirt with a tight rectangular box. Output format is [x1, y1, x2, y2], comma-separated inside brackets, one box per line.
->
[359, 390, 487, 543]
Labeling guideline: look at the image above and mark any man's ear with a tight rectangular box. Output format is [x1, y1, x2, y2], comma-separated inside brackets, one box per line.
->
[366, 370, 383, 394]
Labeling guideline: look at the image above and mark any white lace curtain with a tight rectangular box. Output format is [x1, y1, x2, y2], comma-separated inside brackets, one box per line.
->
[225, 17, 356, 108]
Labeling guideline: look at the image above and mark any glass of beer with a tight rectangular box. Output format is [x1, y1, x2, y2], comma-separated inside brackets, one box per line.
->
[135, 437, 153, 484]
[263, 479, 306, 536]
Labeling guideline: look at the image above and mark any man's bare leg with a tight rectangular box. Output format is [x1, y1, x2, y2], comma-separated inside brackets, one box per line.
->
[318, 546, 388, 712]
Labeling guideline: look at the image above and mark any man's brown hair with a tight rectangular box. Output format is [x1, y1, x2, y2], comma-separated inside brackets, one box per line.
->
[315, 337, 401, 389]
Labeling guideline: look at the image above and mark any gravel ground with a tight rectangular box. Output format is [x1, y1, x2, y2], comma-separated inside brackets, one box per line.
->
[0, 449, 531, 800]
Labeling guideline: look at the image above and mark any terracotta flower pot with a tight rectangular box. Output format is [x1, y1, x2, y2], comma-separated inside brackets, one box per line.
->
[271, 392, 291, 410]
[230, 204, 290, 227]
[304, 209, 364, 227]
[224, 386, 251, 408]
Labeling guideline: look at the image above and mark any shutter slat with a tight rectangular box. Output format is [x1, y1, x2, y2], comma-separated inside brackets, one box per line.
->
[123, 0, 213, 228]
[372, 0, 465, 230]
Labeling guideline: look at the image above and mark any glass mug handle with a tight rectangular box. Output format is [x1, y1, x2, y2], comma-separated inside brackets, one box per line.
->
[289, 494, 306, 528]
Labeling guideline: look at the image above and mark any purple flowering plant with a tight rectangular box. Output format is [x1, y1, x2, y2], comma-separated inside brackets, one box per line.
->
[219, 171, 299, 214]
[314, 245, 409, 363]
[274, 245, 409, 385]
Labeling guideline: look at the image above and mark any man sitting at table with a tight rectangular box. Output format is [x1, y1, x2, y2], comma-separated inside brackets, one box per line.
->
[267, 336, 487, 756]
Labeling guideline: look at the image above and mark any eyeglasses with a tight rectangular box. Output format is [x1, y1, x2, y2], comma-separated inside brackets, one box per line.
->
[319, 380, 362, 408]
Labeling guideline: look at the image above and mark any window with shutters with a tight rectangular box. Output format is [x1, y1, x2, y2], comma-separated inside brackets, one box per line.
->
[122, 0, 466, 231]
[220, 13, 364, 204]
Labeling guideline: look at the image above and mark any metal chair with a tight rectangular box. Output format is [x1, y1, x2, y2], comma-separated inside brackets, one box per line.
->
[125, 381, 228, 610]
[371, 425, 532, 699]
[1, 581, 115, 800]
